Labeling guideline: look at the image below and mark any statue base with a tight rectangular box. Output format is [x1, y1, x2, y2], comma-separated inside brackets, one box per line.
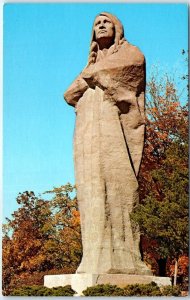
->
[44, 273, 172, 295]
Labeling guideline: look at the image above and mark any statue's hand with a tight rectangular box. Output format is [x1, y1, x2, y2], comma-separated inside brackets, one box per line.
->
[64, 74, 89, 106]
[82, 66, 96, 89]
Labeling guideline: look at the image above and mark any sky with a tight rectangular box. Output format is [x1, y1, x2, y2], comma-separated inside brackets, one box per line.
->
[3, 3, 188, 220]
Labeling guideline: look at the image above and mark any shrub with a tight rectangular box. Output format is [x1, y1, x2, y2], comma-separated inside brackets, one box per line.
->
[10, 285, 75, 296]
[83, 284, 125, 296]
[161, 285, 181, 296]
[123, 282, 162, 296]
[9, 282, 183, 297]
[83, 282, 182, 297]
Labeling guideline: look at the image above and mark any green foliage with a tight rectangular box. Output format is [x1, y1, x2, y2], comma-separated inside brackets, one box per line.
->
[131, 136, 188, 261]
[10, 285, 75, 296]
[7, 283, 183, 297]
[82, 283, 182, 296]
[161, 285, 181, 296]
[132, 68, 188, 276]
[123, 281, 162, 296]
[83, 284, 125, 296]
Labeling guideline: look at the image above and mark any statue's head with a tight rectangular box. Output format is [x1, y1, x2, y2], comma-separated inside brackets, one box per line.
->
[88, 12, 125, 64]
[93, 15, 115, 49]
[92, 12, 124, 47]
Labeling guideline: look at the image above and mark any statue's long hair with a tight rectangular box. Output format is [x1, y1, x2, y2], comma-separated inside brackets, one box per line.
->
[88, 12, 126, 65]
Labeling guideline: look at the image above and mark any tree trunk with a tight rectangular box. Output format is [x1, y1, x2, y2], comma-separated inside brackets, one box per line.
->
[174, 259, 178, 286]
[158, 258, 167, 276]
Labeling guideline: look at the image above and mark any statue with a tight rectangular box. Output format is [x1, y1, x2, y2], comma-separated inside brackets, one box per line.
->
[64, 12, 152, 275]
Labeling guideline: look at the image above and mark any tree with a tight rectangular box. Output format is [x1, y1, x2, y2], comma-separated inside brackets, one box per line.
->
[132, 140, 188, 272]
[2, 229, 15, 294]
[2, 184, 82, 294]
[139, 69, 187, 200]
[2, 191, 54, 286]
[43, 183, 82, 268]
[132, 68, 188, 283]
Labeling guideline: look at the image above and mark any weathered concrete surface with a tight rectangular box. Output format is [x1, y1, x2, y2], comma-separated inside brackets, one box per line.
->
[64, 12, 150, 275]
[44, 274, 72, 288]
[44, 274, 172, 295]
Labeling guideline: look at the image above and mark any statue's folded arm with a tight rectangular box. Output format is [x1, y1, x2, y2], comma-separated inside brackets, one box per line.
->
[64, 74, 89, 107]
[81, 43, 145, 91]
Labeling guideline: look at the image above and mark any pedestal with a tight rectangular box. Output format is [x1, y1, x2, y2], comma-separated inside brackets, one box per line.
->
[44, 274, 172, 295]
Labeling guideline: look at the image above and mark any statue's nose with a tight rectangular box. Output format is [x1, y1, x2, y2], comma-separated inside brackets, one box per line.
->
[99, 23, 105, 29]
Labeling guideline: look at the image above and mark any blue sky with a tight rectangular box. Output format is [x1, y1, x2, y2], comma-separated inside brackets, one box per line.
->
[3, 3, 188, 220]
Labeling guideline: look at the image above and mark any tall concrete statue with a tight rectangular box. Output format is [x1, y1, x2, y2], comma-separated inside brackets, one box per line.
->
[64, 12, 151, 275]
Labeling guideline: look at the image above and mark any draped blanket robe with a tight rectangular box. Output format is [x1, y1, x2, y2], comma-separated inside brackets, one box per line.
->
[64, 41, 151, 275]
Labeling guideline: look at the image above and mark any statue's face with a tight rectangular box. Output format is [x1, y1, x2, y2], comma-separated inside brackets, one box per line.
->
[94, 15, 115, 42]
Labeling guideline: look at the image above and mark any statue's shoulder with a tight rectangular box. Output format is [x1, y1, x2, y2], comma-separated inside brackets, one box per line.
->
[120, 41, 145, 64]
